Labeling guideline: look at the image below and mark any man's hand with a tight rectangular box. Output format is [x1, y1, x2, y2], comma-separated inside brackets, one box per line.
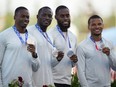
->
[56, 51, 64, 61]
[70, 54, 78, 63]
[102, 47, 110, 56]
[27, 44, 38, 58]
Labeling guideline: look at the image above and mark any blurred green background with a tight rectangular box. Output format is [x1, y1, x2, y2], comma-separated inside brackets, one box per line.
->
[0, 0, 115, 42]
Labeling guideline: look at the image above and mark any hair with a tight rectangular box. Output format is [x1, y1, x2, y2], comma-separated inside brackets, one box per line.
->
[55, 5, 69, 15]
[88, 15, 103, 25]
[38, 6, 51, 15]
[14, 6, 28, 16]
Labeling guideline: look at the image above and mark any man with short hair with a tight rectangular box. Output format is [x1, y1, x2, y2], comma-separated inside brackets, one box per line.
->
[48, 5, 78, 87]
[0, 6, 40, 87]
[77, 15, 116, 87]
[28, 6, 64, 87]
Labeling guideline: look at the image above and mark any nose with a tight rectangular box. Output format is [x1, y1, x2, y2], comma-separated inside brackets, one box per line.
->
[64, 16, 68, 20]
[63, 16, 69, 21]
[25, 17, 29, 23]
[46, 15, 52, 20]
[95, 24, 99, 28]
[46, 16, 49, 20]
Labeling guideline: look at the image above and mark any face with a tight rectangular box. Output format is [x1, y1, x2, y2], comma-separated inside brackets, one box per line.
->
[15, 9, 29, 29]
[37, 8, 53, 28]
[88, 18, 104, 36]
[55, 8, 70, 30]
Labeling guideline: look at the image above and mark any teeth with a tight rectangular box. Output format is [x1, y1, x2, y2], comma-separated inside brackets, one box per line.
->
[64, 22, 68, 24]
[95, 30, 99, 32]
[24, 22, 28, 24]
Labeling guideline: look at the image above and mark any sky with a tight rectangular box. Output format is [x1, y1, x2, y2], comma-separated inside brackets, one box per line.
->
[0, 0, 115, 17]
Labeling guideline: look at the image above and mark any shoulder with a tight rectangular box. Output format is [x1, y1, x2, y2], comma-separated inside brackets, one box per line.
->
[102, 37, 114, 48]
[27, 25, 36, 31]
[103, 37, 112, 44]
[68, 30, 76, 38]
[78, 37, 90, 48]
[0, 27, 14, 43]
[0, 27, 13, 37]
[47, 27, 57, 33]
[76, 39, 88, 53]
[27, 25, 37, 35]
[47, 27, 58, 37]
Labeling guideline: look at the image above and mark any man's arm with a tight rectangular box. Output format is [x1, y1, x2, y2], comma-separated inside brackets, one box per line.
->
[31, 56, 40, 72]
[107, 46, 116, 70]
[27, 44, 40, 72]
[51, 51, 64, 67]
[0, 36, 6, 86]
[71, 36, 78, 67]
[77, 46, 89, 87]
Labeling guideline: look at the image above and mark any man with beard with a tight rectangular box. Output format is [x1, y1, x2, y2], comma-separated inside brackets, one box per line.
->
[0, 6, 40, 87]
[28, 6, 64, 87]
[77, 15, 116, 87]
[48, 5, 78, 87]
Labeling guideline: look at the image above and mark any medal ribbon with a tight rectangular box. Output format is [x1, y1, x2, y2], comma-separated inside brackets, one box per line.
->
[35, 24, 54, 47]
[13, 26, 28, 45]
[57, 25, 71, 48]
[90, 36, 103, 50]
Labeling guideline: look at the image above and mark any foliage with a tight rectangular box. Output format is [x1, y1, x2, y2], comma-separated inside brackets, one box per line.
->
[8, 76, 24, 87]
[71, 74, 80, 87]
[111, 80, 116, 87]
[4, 12, 13, 30]
[71, 74, 116, 87]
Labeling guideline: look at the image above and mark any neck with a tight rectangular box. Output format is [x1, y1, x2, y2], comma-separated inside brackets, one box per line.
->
[40, 26, 47, 32]
[91, 35, 102, 41]
[15, 24, 26, 33]
[37, 24, 47, 32]
[59, 27, 67, 32]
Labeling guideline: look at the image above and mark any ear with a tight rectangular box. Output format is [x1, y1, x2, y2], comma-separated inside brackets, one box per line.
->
[88, 25, 90, 30]
[14, 15, 16, 20]
[36, 15, 38, 19]
[55, 15, 57, 20]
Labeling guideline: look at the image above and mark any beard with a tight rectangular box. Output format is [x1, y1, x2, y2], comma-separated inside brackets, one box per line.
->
[93, 33, 101, 36]
[58, 22, 70, 31]
[21, 25, 26, 29]
[19, 23, 27, 29]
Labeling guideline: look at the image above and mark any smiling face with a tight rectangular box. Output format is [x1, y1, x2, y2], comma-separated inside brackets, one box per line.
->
[14, 9, 29, 29]
[37, 8, 53, 30]
[55, 8, 70, 31]
[88, 18, 104, 37]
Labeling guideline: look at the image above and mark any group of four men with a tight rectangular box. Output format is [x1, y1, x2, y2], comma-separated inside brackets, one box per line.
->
[0, 5, 116, 87]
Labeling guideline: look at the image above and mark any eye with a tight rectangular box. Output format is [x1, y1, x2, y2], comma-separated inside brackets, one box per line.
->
[60, 15, 64, 18]
[91, 24, 96, 26]
[66, 14, 70, 18]
[98, 23, 102, 25]
[21, 15, 25, 18]
[26, 15, 29, 19]
[48, 14, 52, 18]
